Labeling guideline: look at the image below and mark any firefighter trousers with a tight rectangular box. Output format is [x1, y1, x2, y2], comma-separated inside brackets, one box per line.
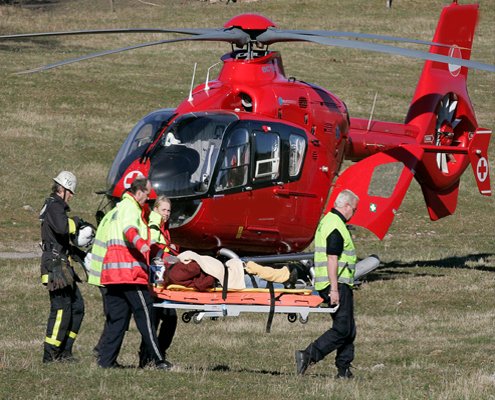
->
[98, 284, 163, 368]
[43, 283, 85, 362]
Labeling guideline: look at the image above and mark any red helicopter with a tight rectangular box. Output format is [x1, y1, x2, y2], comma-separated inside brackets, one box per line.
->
[2, 1, 492, 257]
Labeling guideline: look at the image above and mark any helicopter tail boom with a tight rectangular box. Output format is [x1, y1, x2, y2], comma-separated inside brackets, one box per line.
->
[332, 2, 491, 238]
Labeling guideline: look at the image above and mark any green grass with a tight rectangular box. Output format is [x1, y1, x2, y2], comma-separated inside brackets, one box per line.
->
[0, 0, 494, 398]
[0, 258, 494, 399]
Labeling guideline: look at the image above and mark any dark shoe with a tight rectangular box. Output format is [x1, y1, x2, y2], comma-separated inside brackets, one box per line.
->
[335, 366, 354, 379]
[42, 348, 59, 364]
[284, 267, 299, 289]
[58, 350, 78, 363]
[295, 350, 310, 375]
[156, 360, 173, 370]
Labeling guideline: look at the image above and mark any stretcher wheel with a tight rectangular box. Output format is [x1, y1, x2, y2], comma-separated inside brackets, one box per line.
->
[299, 315, 308, 324]
[193, 313, 203, 325]
[287, 313, 297, 323]
[181, 312, 193, 323]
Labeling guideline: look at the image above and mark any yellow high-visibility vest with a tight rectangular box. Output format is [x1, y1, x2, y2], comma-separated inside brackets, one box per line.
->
[87, 206, 118, 286]
[313, 211, 357, 291]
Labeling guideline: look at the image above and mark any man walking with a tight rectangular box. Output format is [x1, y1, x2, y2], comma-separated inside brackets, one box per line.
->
[295, 189, 359, 378]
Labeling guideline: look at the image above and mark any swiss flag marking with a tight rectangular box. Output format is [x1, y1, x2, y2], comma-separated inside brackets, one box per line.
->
[476, 157, 488, 183]
[123, 170, 145, 188]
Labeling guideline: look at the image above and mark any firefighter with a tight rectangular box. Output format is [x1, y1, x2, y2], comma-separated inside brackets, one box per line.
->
[97, 178, 172, 370]
[40, 171, 86, 363]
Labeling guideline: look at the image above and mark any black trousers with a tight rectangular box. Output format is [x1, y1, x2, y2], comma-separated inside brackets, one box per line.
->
[43, 283, 85, 361]
[139, 307, 177, 367]
[305, 283, 356, 369]
[94, 286, 132, 357]
[98, 284, 163, 368]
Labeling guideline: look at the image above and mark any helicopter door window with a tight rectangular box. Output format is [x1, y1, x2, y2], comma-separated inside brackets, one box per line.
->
[368, 162, 403, 198]
[253, 132, 280, 181]
[215, 128, 250, 191]
[289, 134, 306, 177]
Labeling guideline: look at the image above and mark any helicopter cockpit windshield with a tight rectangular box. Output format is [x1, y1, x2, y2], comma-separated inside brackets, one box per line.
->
[107, 108, 175, 190]
[149, 112, 238, 197]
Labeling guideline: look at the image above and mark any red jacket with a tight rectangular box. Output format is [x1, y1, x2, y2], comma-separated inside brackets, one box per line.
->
[101, 192, 150, 285]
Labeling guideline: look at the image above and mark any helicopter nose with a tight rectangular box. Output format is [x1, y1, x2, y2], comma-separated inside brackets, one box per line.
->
[149, 145, 200, 196]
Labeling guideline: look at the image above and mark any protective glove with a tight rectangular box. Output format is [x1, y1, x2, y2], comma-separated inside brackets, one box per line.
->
[46, 257, 73, 291]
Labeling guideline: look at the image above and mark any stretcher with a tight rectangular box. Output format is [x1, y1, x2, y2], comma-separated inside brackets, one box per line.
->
[152, 284, 338, 332]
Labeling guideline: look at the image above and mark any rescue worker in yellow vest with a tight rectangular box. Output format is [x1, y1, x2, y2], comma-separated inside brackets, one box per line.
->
[40, 171, 86, 363]
[98, 178, 172, 370]
[295, 189, 359, 378]
[87, 204, 130, 364]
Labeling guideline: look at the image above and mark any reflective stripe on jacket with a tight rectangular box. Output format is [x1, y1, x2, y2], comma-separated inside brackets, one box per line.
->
[313, 210, 357, 291]
[87, 206, 118, 286]
[100, 192, 150, 285]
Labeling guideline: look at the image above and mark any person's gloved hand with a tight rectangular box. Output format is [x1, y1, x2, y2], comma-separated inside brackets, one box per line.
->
[46, 257, 73, 291]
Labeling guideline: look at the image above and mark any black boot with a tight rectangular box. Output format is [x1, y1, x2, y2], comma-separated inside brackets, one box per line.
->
[295, 350, 311, 375]
[42, 346, 59, 363]
[335, 366, 353, 379]
[58, 350, 78, 363]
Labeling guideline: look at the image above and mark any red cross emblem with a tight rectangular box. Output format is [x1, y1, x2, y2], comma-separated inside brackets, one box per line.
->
[123, 170, 145, 188]
[476, 157, 488, 183]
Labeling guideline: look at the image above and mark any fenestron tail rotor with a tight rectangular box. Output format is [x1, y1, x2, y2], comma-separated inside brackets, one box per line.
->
[434, 93, 461, 174]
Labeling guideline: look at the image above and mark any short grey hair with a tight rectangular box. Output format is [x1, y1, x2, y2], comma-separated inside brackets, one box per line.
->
[334, 189, 359, 208]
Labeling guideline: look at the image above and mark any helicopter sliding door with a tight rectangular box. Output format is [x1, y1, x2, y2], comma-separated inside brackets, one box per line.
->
[241, 123, 308, 253]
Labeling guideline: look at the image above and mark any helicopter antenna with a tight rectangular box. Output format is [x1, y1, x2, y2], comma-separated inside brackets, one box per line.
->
[205, 62, 221, 92]
[188, 62, 197, 103]
[367, 92, 378, 131]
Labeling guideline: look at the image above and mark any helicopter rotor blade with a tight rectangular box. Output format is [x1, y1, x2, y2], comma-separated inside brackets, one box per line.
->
[0, 27, 215, 40]
[256, 31, 495, 73]
[278, 29, 455, 49]
[13, 29, 251, 74]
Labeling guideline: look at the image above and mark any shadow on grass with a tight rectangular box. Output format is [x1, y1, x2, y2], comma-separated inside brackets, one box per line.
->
[208, 364, 337, 378]
[364, 253, 495, 283]
[211, 364, 283, 376]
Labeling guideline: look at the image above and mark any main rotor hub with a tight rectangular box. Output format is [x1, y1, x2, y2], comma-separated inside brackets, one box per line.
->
[224, 13, 276, 31]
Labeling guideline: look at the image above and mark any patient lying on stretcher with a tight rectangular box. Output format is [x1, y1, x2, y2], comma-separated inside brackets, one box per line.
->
[160, 250, 300, 292]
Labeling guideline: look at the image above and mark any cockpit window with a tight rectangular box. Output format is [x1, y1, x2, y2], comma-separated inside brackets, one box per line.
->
[253, 132, 280, 181]
[215, 128, 250, 191]
[107, 108, 175, 189]
[289, 134, 306, 177]
[149, 112, 238, 197]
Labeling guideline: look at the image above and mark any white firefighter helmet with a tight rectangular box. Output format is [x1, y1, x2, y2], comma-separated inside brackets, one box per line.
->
[73, 223, 95, 248]
[53, 171, 77, 194]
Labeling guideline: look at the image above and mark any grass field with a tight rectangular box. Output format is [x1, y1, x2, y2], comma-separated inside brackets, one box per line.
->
[0, 0, 494, 399]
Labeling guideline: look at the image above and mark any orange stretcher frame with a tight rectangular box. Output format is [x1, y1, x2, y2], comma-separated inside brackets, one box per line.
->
[152, 284, 323, 307]
[152, 285, 338, 332]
